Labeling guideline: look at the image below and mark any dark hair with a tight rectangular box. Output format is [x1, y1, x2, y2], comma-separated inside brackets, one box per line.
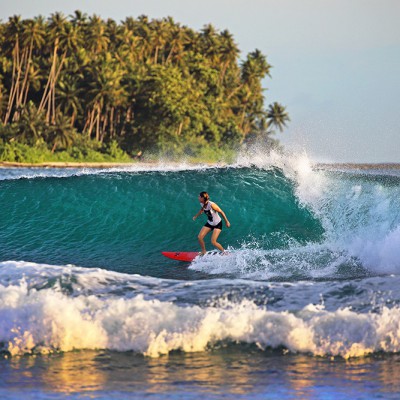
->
[199, 191, 210, 208]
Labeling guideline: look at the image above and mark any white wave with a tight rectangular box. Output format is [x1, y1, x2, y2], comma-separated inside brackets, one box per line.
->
[189, 245, 355, 280]
[347, 224, 400, 274]
[235, 147, 400, 276]
[235, 147, 329, 212]
[1, 281, 400, 358]
[0, 260, 171, 296]
[0, 162, 224, 181]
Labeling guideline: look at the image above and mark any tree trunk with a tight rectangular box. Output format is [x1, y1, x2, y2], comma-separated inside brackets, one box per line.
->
[154, 46, 159, 64]
[51, 51, 67, 124]
[166, 44, 175, 64]
[3, 47, 17, 124]
[71, 110, 76, 127]
[17, 44, 33, 109]
[4, 42, 24, 124]
[95, 107, 100, 141]
[177, 121, 183, 136]
[101, 112, 108, 143]
[23, 81, 30, 107]
[110, 106, 115, 138]
[13, 47, 29, 121]
[39, 39, 58, 114]
[87, 106, 97, 138]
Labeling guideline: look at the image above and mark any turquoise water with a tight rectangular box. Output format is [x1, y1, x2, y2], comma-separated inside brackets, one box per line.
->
[1, 154, 400, 398]
[0, 166, 323, 278]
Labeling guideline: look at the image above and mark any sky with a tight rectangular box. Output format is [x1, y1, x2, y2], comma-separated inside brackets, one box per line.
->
[2, 0, 400, 162]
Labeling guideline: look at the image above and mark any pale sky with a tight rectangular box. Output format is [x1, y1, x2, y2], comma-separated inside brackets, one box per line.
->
[2, 0, 400, 162]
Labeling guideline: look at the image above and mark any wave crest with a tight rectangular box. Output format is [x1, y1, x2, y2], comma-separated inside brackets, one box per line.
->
[1, 282, 400, 359]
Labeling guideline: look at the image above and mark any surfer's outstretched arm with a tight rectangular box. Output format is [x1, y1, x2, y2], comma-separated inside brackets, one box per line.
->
[211, 203, 231, 228]
[193, 208, 204, 221]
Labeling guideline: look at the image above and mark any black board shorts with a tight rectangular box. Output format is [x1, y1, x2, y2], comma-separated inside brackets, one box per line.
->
[204, 221, 223, 230]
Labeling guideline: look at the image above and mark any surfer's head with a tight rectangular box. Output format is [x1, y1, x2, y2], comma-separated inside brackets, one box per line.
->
[199, 191, 209, 205]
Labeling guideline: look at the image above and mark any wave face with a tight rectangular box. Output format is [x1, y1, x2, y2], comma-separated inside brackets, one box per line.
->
[0, 161, 324, 277]
[1, 154, 400, 358]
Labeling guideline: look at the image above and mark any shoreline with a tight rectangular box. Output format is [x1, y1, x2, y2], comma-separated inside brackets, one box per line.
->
[1, 161, 399, 169]
[0, 161, 149, 169]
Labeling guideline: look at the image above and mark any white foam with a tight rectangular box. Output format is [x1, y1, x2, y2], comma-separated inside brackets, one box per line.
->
[189, 244, 354, 280]
[347, 225, 400, 274]
[1, 281, 400, 359]
[0, 162, 224, 181]
[0, 260, 170, 296]
[234, 147, 400, 277]
[235, 148, 329, 212]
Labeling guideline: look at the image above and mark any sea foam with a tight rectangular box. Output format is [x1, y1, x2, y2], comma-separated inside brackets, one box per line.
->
[1, 279, 400, 359]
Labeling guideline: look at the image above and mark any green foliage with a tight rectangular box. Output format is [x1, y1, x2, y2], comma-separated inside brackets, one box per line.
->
[0, 12, 289, 163]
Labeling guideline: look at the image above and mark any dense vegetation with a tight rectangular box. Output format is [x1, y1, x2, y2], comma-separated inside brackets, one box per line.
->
[0, 12, 289, 162]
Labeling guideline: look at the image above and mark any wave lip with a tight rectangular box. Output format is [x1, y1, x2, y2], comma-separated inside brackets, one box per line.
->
[0, 162, 224, 181]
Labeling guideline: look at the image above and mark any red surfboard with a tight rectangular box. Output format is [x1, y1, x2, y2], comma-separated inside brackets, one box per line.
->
[161, 251, 200, 262]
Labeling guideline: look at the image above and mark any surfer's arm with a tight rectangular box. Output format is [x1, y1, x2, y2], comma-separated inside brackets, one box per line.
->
[193, 208, 204, 221]
[211, 203, 231, 228]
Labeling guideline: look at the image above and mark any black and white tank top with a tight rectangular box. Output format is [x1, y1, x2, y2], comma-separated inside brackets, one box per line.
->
[202, 201, 222, 226]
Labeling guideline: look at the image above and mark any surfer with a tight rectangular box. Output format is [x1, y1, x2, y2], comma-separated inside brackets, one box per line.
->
[193, 191, 231, 254]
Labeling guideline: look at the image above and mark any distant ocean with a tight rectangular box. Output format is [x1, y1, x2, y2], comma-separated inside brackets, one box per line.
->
[1, 152, 400, 399]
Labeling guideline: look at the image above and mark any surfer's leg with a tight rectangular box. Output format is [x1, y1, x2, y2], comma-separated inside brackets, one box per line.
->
[211, 229, 224, 252]
[198, 226, 211, 254]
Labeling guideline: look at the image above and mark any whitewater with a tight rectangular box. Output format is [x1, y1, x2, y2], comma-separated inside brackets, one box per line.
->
[1, 151, 400, 399]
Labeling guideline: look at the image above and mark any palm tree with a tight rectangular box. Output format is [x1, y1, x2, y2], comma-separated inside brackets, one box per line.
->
[218, 29, 239, 84]
[85, 54, 127, 141]
[120, 19, 142, 64]
[200, 24, 219, 64]
[135, 16, 155, 62]
[266, 102, 290, 132]
[87, 15, 109, 54]
[56, 74, 83, 126]
[16, 16, 45, 111]
[38, 12, 67, 121]
[241, 49, 271, 86]
[47, 112, 75, 152]
[106, 18, 121, 52]
[13, 102, 46, 145]
[39, 14, 81, 124]
[70, 10, 88, 28]
[165, 23, 188, 65]
[150, 19, 168, 64]
[3, 15, 23, 124]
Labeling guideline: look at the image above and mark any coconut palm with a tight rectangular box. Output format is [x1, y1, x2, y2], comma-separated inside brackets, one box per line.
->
[16, 16, 46, 111]
[150, 18, 170, 64]
[87, 14, 109, 55]
[218, 29, 239, 84]
[70, 10, 88, 28]
[47, 111, 75, 152]
[266, 102, 290, 132]
[86, 54, 127, 141]
[200, 24, 220, 64]
[56, 74, 83, 126]
[38, 12, 67, 120]
[165, 23, 188, 65]
[3, 15, 23, 124]
[241, 49, 271, 84]
[11, 102, 47, 145]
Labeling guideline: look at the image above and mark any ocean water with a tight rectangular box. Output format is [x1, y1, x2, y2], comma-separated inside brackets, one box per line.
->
[1, 152, 400, 399]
